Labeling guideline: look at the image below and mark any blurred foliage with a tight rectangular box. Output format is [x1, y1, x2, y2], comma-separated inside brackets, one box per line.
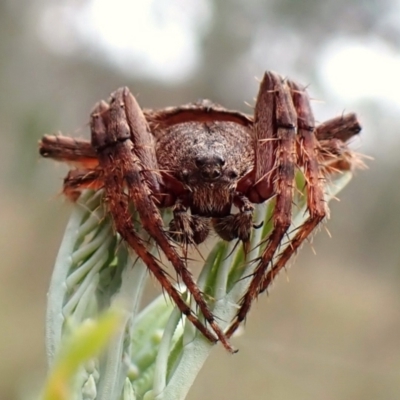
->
[1, 0, 400, 399]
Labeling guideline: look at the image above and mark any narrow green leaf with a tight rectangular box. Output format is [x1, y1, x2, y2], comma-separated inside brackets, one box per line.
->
[42, 310, 123, 400]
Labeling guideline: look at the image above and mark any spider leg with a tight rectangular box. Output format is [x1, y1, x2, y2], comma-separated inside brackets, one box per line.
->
[315, 113, 361, 142]
[316, 114, 362, 173]
[89, 99, 223, 347]
[95, 88, 235, 353]
[226, 72, 297, 338]
[63, 168, 104, 200]
[289, 78, 327, 221]
[40, 135, 98, 168]
[251, 78, 328, 293]
[257, 114, 361, 294]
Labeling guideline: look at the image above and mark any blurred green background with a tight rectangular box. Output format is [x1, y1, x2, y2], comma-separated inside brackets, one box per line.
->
[1, 0, 400, 399]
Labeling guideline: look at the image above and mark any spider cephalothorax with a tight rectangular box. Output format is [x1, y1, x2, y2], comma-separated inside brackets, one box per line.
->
[152, 113, 257, 244]
[39, 71, 361, 352]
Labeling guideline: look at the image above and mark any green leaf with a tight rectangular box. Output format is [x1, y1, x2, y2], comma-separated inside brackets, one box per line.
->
[42, 310, 123, 400]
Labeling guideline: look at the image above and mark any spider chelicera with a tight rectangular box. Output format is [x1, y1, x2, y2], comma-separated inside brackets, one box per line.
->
[39, 71, 361, 352]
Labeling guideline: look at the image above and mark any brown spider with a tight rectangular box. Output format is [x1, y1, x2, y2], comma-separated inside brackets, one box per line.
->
[39, 71, 361, 353]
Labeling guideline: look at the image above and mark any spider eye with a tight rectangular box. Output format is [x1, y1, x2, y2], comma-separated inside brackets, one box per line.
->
[228, 170, 238, 179]
[195, 157, 207, 168]
[217, 156, 225, 166]
[181, 170, 189, 181]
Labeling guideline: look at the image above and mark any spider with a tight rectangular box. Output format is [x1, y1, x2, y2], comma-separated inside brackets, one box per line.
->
[39, 71, 361, 353]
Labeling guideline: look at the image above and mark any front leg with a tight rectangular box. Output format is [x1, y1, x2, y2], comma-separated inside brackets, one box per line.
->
[90, 100, 220, 347]
[256, 88, 361, 297]
[226, 72, 297, 338]
[96, 88, 235, 353]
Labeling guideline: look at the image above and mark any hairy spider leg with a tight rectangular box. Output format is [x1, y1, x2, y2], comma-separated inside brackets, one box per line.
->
[248, 79, 327, 298]
[88, 100, 221, 346]
[256, 110, 360, 296]
[226, 72, 298, 337]
[315, 113, 361, 142]
[63, 169, 104, 200]
[93, 88, 235, 353]
[40, 135, 98, 167]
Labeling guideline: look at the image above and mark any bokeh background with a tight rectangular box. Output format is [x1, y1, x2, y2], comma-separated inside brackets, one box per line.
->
[1, 0, 400, 399]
